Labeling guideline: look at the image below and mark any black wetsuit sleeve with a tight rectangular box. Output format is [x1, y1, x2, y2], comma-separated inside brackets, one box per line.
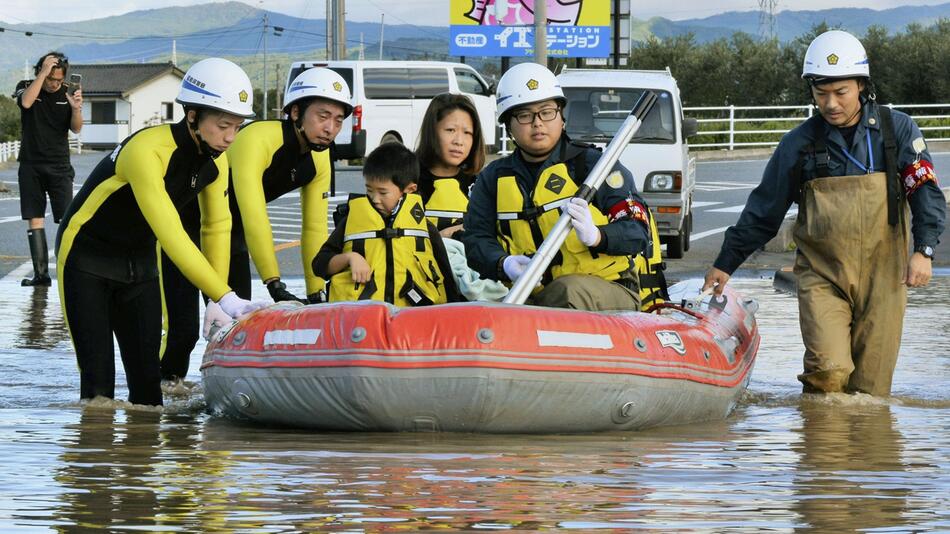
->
[312, 218, 346, 279]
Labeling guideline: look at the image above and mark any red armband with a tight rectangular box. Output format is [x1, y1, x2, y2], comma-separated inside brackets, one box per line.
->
[607, 198, 649, 225]
[901, 159, 938, 196]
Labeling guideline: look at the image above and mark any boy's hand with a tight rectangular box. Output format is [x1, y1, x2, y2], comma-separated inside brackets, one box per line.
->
[348, 252, 372, 283]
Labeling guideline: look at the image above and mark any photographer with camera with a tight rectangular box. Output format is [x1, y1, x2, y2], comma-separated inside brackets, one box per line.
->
[14, 51, 83, 286]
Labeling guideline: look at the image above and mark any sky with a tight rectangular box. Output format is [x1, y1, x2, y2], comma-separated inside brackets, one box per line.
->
[1, 0, 947, 26]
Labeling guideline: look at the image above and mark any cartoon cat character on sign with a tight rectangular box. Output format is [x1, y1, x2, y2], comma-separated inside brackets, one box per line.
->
[465, 0, 583, 26]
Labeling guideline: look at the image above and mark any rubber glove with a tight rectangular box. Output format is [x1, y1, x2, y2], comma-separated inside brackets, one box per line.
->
[218, 291, 269, 320]
[266, 279, 307, 304]
[202, 300, 233, 340]
[503, 255, 532, 282]
[566, 197, 601, 247]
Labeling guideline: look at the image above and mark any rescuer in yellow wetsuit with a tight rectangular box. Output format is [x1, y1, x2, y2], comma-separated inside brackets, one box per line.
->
[56, 58, 266, 406]
[158, 68, 352, 381]
[313, 142, 462, 305]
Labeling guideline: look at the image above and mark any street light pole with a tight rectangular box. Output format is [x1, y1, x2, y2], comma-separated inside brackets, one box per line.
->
[534, 0, 547, 66]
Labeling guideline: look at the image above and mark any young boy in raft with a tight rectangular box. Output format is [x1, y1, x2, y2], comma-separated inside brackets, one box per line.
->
[312, 142, 463, 305]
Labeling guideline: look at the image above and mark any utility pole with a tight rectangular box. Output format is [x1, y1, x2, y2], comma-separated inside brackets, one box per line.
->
[263, 12, 269, 119]
[533, 0, 547, 66]
[378, 14, 385, 60]
[335, 0, 346, 59]
[326, 0, 333, 59]
[275, 63, 282, 115]
[172, 40, 177, 66]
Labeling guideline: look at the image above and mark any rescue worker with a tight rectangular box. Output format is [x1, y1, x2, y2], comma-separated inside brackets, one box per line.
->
[15, 51, 83, 287]
[415, 92, 486, 240]
[313, 142, 462, 306]
[463, 62, 666, 311]
[702, 30, 946, 396]
[56, 58, 267, 406]
[158, 67, 351, 381]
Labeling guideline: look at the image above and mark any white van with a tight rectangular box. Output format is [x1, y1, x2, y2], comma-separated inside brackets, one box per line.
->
[557, 67, 698, 258]
[285, 60, 497, 159]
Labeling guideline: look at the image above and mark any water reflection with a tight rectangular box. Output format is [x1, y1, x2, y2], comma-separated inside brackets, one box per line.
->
[793, 400, 911, 532]
[16, 285, 69, 350]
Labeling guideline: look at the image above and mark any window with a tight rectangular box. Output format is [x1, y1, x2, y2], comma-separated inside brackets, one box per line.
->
[91, 101, 116, 125]
[562, 88, 675, 144]
[364, 68, 450, 99]
[455, 68, 489, 96]
[161, 102, 174, 121]
[410, 68, 450, 98]
[364, 68, 412, 99]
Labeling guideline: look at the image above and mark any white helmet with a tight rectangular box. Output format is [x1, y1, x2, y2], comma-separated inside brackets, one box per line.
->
[283, 67, 353, 118]
[177, 58, 255, 118]
[495, 62, 565, 122]
[802, 30, 870, 82]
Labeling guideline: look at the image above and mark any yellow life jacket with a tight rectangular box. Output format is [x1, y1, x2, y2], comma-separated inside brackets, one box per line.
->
[495, 162, 631, 283]
[425, 178, 468, 230]
[636, 209, 667, 310]
[329, 194, 448, 307]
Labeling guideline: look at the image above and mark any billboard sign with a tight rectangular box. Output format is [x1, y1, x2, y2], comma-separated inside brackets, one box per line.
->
[449, 0, 611, 58]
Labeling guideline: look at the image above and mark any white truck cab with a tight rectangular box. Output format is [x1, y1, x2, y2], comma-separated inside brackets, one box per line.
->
[557, 67, 698, 258]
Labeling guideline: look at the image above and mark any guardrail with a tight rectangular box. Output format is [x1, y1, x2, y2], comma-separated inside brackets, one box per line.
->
[0, 137, 83, 163]
[684, 103, 950, 150]
[495, 103, 950, 155]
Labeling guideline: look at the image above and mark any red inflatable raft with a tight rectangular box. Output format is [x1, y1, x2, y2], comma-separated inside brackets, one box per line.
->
[202, 280, 759, 433]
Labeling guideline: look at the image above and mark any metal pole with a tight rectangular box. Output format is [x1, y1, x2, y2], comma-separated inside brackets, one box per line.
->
[336, 0, 346, 59]
[326, 0, 333, 58]
[533, 0, 547, 66]
[612, 0, 620, 69]
[263, 13, 268, 120]
[503, 91, 658, 305]
[378, 14, 385, 59]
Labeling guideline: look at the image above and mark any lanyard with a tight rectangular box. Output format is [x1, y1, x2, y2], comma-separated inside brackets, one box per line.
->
[836, 129, 874, 174]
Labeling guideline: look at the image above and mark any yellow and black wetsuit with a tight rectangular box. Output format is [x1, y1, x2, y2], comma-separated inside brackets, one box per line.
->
[55, 119, 232, 406]
[227, 119, 331, 298]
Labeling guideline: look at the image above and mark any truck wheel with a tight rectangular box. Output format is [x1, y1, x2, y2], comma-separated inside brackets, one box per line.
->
[666, 220, 688, 259]
[683, 212, 692, 252]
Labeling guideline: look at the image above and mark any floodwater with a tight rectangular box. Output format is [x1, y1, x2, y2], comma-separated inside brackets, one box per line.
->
[0, 274, 947, 532]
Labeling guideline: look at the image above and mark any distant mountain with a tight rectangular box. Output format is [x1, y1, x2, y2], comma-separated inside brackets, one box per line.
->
[643, 3, 950, 42]
[1, 1, 947, 95]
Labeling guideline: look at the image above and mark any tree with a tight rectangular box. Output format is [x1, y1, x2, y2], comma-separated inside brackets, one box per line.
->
[0, 95, 19, 142]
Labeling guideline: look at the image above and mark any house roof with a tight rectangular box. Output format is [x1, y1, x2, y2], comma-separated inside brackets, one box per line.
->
[69, 62, 185, 97]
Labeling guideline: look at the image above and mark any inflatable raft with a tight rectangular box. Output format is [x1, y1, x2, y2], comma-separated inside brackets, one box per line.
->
[202, 280, 759, 433]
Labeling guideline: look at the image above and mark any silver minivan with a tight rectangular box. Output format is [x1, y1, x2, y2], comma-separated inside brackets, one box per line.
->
[286, 60, 497, 160]
[557, 67, 698, 258]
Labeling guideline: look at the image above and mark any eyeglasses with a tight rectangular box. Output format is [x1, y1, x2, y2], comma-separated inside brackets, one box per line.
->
[512, 107, 561, 125]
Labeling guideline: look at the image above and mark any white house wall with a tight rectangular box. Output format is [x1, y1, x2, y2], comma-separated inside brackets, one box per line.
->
[128, 73, 185, 130]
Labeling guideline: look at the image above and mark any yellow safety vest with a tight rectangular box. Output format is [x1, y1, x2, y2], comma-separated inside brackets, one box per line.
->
[425, 178, 468, 230]
[495, 162, 666, 311]
[638, 209, 667, 310]
[329, 194, 448, 307]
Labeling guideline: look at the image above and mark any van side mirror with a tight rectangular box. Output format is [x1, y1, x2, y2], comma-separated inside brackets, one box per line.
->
[682, 117, 699, 138]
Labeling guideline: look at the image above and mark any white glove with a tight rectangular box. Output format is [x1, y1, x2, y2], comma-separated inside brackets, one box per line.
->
[566, 197, 601, 247]
[502, 255, 532, 282]
[202, 300, 233, 340]
[217, 291, 269, 320]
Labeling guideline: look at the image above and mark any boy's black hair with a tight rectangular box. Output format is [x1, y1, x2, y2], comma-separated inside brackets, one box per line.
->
[364, 142, 419, 190]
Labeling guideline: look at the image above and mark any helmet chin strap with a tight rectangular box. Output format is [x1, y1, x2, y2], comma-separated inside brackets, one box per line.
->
[188, 113, 222, 159]
[294, 116, 329, 152]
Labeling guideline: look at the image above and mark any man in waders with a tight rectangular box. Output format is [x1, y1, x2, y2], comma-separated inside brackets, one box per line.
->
[703, 30, 946, 396]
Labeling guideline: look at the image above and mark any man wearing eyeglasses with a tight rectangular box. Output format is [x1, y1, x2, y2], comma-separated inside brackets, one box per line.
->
[14, 51, 83, 287]
[463, 63, 652, 311]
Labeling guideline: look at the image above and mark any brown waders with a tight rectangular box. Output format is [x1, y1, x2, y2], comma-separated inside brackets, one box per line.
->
[793, 172, 908, 396]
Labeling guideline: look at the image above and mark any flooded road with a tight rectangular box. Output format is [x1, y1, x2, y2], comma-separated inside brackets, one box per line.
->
[0, 276, 947, 531]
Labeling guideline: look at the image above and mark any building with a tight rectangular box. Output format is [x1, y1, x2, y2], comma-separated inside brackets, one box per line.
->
[70, 62, 185, 149]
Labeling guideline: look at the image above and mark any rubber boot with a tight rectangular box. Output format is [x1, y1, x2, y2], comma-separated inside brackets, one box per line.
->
[21, 228, 52, 287]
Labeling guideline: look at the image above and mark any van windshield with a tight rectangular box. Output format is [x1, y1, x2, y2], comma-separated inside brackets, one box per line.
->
[562, 88, 676, 144]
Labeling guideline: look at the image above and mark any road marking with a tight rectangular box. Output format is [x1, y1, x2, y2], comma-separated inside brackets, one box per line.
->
[691, 226, 733, 241]
[695, 181, 757, 192]
[692, 201, 722, 209]
[707, 204, 747, 213]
